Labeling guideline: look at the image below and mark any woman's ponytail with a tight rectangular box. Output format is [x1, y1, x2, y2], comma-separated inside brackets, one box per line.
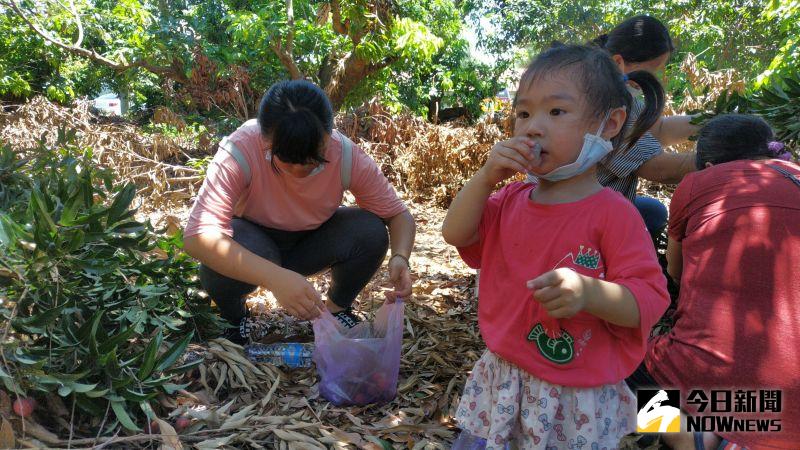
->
[622, 70, 665, 151]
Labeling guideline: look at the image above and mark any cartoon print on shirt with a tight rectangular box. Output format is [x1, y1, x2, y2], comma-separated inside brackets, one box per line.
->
[529, 245, 604, 363]
[574, 329, 593, 358]
[528, 323, 574, 364]
[551, 245, 605, 277]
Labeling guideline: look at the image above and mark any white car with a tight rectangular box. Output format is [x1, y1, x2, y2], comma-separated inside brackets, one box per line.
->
[93, 93, 122, 116]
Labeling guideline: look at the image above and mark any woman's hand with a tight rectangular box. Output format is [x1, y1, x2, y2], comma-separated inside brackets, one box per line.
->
[478, 137, 540, 186]
[385, 255, 412, 302]
[527, 268, 588, 318]
[269, 269, 325, 320]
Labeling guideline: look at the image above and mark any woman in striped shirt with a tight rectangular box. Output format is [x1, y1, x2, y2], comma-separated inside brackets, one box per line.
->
[593, 15, 699, 238]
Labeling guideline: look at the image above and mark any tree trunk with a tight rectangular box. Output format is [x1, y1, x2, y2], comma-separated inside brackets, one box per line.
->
[428, 96, 442, 123]
[324, 54, 396, 111]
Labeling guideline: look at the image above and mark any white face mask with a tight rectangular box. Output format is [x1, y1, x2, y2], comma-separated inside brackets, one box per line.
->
[535, 111, 616, 182]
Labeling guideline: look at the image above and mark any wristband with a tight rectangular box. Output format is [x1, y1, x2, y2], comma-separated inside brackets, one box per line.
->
[390, 253, 410, 268]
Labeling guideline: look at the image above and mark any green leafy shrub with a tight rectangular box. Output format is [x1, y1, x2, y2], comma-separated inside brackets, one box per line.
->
[694, 71, 800, 150]
[0, 130, 224, 432]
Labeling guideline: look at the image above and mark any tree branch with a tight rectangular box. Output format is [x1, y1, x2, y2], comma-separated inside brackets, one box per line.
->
[286, 0, 295, 56]
[268, 0, 303, 79]
[5, 0, 183, 79]
[269, 42, 303, 80]
[66, 0, 84, 47]
[366, 55, 400, 77]
[330, 0, 349, 35]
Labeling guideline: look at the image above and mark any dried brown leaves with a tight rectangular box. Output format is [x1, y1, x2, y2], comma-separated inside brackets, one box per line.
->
[664, 52, 746, 153]
[0, 97, 204, 211]
[337, 100, 513, 207]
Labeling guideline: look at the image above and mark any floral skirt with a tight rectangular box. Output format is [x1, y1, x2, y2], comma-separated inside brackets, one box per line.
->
[455, 351, 636, 449]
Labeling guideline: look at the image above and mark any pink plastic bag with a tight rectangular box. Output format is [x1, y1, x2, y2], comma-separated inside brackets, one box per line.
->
[313, 300, 404, 406]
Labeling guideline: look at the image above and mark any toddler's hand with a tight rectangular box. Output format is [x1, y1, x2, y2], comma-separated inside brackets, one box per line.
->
[527, 268, 587, 318]
[479, 137, 540, 186]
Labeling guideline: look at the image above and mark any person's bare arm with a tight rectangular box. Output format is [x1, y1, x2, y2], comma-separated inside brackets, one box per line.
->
[442, 170, 495, 247]
[666, 237, 683, 283]
[384, 209, 416, 301]
[650, 115, 700, 147]
[184, 232, 324, 319]
[386, 209, 415, 262]
[636, 151, 697, 184]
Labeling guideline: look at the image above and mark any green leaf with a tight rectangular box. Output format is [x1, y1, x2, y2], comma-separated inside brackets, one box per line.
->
[140, 400, 156, 420]
[12, 305, 65, 333]
[0, 366, 23, 395]
[59, 188, 85, 226]
[84, 388, 110, 398]
[106, 183, 136, 226]
[77, 309, 105, 342]
[167, 357, 203, 374]
[98, 326, 136, 353]
[154, 330, 194, 373]
[76, 396, 106, 416]
[30, 188, 57, 234]
[111, 401, 139, 431]
[72, 382, 99, 393]
[121, 388, 156, 402]
[138, 330, 163, 380]
[161, 382, 190, 395]
[0, 213, 24, 247]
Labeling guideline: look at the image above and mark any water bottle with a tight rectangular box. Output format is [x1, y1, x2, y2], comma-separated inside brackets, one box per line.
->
[244, 343, 314, 368]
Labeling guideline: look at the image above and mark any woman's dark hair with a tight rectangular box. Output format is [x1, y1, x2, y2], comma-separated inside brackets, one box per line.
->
[592, 15, 674, 64]
[258, 80, 333, 168]
[695, 114, 774, 169]
[516, 44, 665, 152]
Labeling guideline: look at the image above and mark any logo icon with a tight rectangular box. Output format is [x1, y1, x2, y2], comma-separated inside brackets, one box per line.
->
[637, 390, 681, 433]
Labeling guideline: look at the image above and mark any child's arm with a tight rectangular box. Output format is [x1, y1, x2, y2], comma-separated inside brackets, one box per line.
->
[442, 137, 539, 247]
[441, 170, 495, 247]
[528, 269, 641, 328]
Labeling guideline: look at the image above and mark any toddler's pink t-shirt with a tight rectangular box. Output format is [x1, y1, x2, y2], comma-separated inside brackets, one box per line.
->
[458, 182, 669, 387]
[185, 119, 407, 237]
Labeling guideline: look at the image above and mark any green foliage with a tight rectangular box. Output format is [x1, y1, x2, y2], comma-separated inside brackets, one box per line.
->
[693, 71, 800, 148]
[0, 13, 52, 99]
[2, 0, 486, 118]
[757, 0, 800, 86]
[467, 0, 790, 97]
[2, 0, 795, 120]
[0, 132, 224, 430]
[348, 0, 499, 118]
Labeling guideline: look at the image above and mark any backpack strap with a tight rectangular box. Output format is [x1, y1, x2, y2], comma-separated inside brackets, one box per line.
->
[767, 164, 800, 189]
[219, 136, 252, 186]
[219, 132, 353, 190]
[339, 131, 353, 191]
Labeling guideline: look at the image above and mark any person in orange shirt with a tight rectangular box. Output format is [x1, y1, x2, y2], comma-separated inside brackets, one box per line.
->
[184, 80, 415, 343]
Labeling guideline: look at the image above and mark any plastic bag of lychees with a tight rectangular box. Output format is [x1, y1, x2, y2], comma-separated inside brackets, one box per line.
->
[313, 299, 404, 406]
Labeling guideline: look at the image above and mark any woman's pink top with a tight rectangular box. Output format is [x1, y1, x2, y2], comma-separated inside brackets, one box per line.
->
[185, 119, 407, 237]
